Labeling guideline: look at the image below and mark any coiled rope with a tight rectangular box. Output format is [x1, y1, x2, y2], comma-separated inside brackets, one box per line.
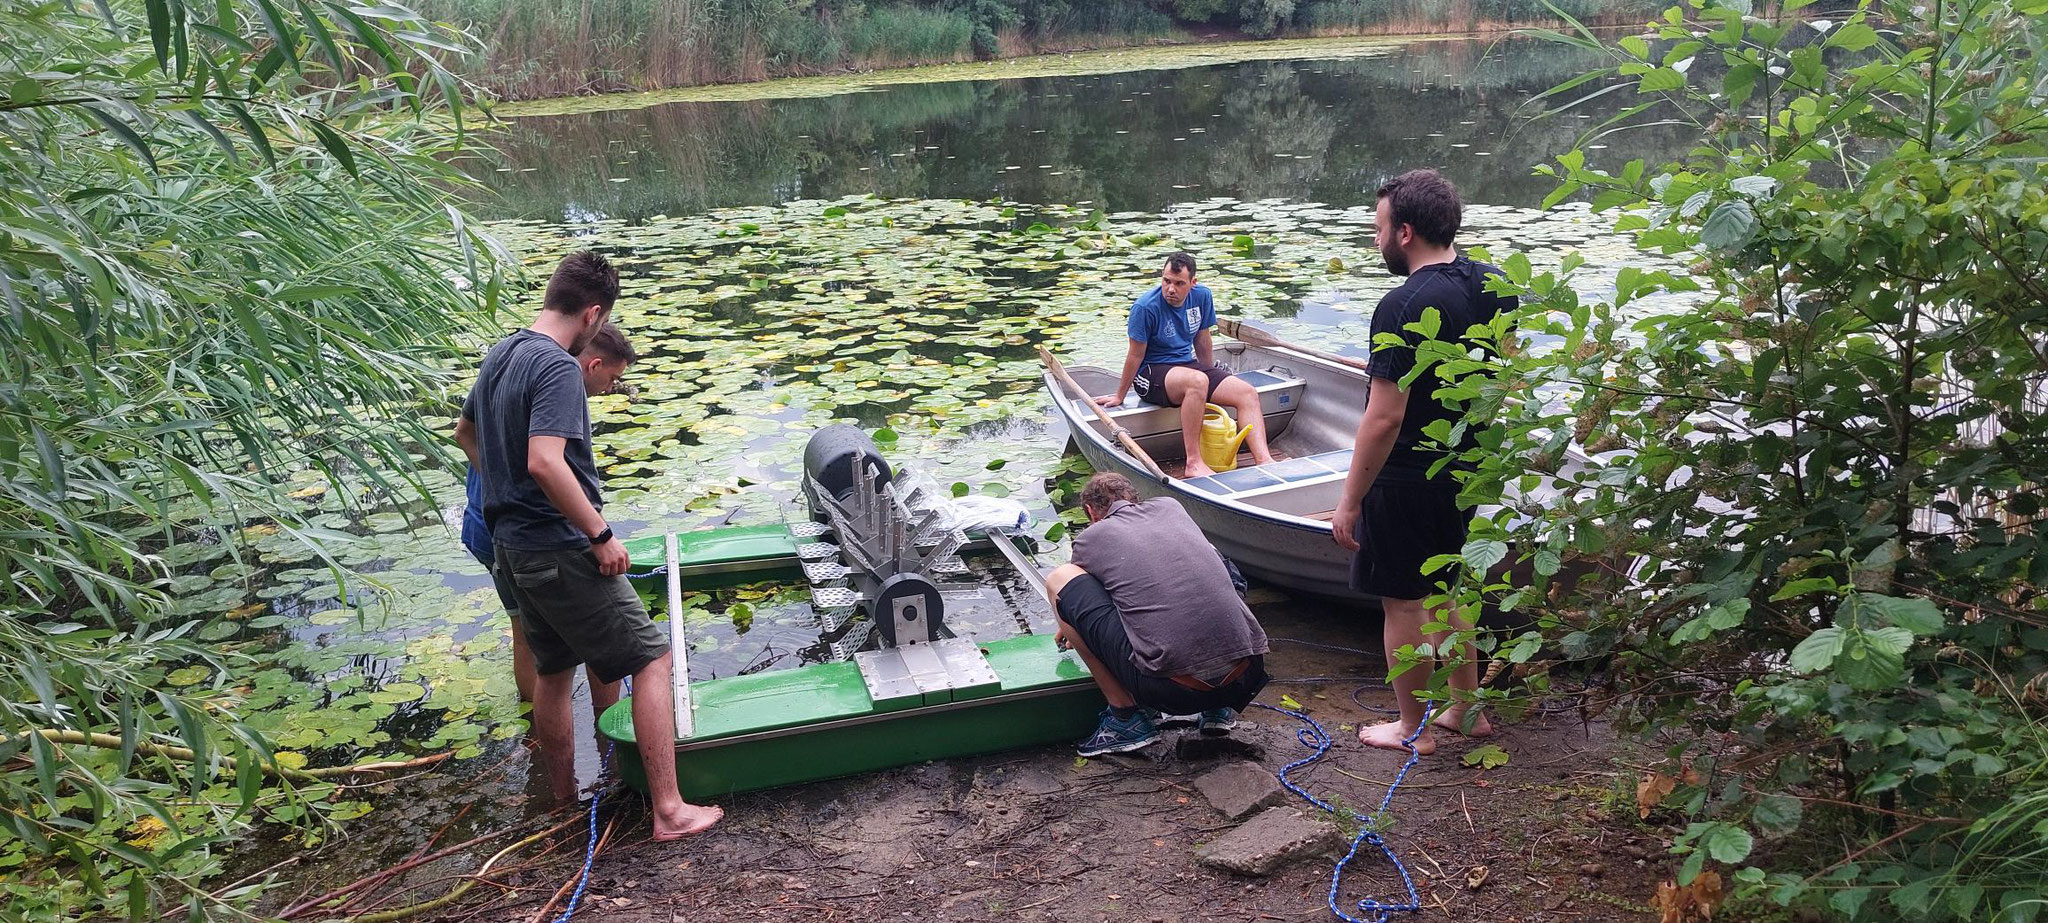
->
[1251, 701, 1435, 923]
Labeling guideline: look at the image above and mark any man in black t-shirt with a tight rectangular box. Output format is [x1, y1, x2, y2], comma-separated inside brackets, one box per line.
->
[456, 252, 721, 839]
[1332, 170, 1515, 755]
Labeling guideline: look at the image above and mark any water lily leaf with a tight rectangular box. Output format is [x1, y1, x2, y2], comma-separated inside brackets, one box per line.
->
[1462, 744, 1510, 770]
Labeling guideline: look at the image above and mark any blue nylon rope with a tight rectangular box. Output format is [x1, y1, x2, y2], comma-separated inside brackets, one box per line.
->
[554, 674, 631, 923]
[1251, 701, 1436, 923]
[623, 564, 668, 580]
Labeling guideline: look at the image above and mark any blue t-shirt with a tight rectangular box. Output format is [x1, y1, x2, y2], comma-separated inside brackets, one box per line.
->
[460, 467, 492, 566]
[1126, 284, 1216, 366]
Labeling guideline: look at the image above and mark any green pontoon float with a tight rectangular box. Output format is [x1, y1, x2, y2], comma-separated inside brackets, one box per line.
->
[598, 427, 1104, 799]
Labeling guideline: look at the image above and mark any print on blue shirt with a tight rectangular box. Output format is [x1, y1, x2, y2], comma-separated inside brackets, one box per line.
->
[1126, 284, 1217, 366]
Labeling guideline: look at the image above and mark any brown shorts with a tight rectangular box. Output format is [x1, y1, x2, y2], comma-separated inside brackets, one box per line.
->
[495, 545, 667, 684]
[1134, 361, 1233, 407]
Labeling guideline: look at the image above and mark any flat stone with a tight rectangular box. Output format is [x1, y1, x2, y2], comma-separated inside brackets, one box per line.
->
[1195, 807, 1344, 877]
[1193, 761, 1286, 820]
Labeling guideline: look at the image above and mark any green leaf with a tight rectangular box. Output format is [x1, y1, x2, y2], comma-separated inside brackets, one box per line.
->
[82, 106, 158, 173]
[1702, 823, 1754, 863]
[1278, 693, 1304, 710]
[871, 427, 899, 444]
[1232, 234, 1255, 255]
[1789, 627, 1845, 673]
[1043, 522, 1067, 542]
[980, 483, 1010, 498]
[1637, 67, 1686, 92]
[1835, 628, 1907, 690]
[305, 119, 358, 177]
[1752, 794, 1802, 837]
[1461, 538, 1509, 572]
[985, 459, 1006, 470]
[1862, 594, 1943, 636]
[1827, 22, 1880, 51]
[1461, 744, 1511, 769]
[950, 481, 969, 498]
[1698, 200, 1758, 251]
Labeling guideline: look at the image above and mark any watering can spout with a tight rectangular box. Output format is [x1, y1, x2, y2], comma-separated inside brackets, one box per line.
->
[1198, 403, 1255, 472]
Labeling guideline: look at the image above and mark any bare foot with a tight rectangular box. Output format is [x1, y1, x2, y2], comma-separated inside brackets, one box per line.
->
[1251, 454, 1278, 466]
[652, 802, 723, 841]
[1432, 709, 1494, 738]
[1183, 461, 1217, 479]
[1358, 720, 1435, 755]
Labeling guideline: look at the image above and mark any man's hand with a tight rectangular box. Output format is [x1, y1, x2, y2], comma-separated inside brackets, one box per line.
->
[1054, 622, 1076, 651]
[593, 535, 630, 576]
[1093, 394, 1125, 408]
[1331, 500, 1361, 551]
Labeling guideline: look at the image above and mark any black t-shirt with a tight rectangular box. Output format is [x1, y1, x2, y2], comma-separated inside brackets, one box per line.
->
[1365, 255, 1516, 481]
[462, 329, 602, 551]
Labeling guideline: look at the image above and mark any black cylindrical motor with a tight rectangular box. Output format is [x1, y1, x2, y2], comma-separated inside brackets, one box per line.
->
[802, 425, 894, 519]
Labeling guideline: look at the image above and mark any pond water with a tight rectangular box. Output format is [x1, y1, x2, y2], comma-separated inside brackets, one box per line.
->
[211, 33, 1706, 891]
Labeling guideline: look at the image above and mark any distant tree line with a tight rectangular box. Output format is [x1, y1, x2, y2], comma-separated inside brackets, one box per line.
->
[411, 0, 1671, 99]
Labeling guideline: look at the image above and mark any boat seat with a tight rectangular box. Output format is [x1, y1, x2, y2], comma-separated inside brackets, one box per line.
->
[1182, 449, 1355, 517]
[1065, 367, 1307, 453]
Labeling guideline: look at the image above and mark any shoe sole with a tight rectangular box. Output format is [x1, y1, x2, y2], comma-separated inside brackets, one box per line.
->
[1154, 714, 1199, 729]
[1078, 736, 1160, 757]
[1199, 721, 1239, 736]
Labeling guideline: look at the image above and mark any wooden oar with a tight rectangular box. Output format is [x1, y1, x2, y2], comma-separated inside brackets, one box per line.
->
[1216, 316, 1369, 372]
[1038, 346, 1169, 482]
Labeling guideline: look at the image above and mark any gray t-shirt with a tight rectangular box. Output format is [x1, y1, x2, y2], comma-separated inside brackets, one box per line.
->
[462, 329, 601, 552]
[1072, 498, 1270, 677]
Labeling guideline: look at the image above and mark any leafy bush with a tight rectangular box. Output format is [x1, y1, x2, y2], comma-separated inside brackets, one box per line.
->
[0, 3, 500, 918]
[1433, 0, 2043, 917]
[1407, 0, 2048, 918]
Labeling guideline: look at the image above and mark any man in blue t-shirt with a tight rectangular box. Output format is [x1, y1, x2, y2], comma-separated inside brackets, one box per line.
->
[1093, 252, 1276, 478]
[1331, 169, 1516, 756]
[460, 321, 638, 705]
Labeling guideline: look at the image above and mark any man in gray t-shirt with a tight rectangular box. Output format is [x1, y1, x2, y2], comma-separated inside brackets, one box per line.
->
[455, 251, 722, 840]
[1044, 473, 1270, 757]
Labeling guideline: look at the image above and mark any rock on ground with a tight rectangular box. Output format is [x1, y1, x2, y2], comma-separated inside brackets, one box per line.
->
[1195, 806, 1345, 876]
[1192, 761, 1286, 821]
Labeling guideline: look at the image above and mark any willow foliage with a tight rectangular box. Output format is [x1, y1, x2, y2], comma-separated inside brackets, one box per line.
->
[0, 2, 503, 918]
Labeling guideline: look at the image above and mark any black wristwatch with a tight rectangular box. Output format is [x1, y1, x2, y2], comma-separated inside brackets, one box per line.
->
[590, 526, 614, 546]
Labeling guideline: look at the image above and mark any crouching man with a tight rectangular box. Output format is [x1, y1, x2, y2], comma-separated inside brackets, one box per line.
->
[1045, 473, 1271, 757]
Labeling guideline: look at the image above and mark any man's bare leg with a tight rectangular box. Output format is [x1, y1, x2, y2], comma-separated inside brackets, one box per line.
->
[531, 668, 580, 801]
[1359, 596, 1437, 755]
[588, 671, 620, 741]
[1167, 367, 1215, 478]
[510, 615, 536, 703]
[1427, 599, 1493, 739]
[626, 652, 722, 840]
[1213, 376, 1277, 466]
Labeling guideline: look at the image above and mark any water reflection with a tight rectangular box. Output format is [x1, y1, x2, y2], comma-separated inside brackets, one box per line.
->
[468, 35, 1700, 221]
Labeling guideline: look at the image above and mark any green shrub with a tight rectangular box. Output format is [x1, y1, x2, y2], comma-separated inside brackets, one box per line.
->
[1417, 0, 2048, 918]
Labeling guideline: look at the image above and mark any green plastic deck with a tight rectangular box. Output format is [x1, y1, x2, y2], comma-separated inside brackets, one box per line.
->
[623, 523, 799, 573]
[599, 633, 1102, 799]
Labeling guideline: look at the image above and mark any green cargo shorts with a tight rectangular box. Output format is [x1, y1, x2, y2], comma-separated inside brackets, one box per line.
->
[494, 545, 667, 685]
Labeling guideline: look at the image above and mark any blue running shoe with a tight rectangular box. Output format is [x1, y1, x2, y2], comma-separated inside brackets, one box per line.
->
[1197, 707, 1239, 736]
[1077, 708, 1160, 757]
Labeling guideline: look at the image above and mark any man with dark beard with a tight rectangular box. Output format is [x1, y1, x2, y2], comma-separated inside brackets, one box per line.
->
[1332, 170, 1515, 755]
[456, 252, 721, 839]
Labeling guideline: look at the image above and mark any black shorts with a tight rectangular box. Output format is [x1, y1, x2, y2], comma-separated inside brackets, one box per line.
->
[495, 545, 667, 684]
[1348, 477, 1478, 600]
[1134, 361, 1234, 408]
[1056, 575, 1268, 715]
[473, 547, 520, 616]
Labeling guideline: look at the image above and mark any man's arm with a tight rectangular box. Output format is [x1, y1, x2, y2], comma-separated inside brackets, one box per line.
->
[527, 435, 630, 575]
[1194, 328, 1214, 367]
[1095, 338, 1147, 407]
[455, 416, 480, 468]
[1331, 376, 1407, 551]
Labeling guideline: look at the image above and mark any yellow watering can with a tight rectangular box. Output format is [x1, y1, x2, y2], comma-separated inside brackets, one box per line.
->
[1199, 403, 1254, 472]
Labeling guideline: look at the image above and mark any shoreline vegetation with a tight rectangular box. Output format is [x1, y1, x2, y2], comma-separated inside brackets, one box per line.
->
[418, 0, 1672, 103]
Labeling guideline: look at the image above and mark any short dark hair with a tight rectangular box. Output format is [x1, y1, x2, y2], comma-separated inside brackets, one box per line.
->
[1376, 170, 1462, 247]
[543, 251, 621, 314]
[1080, 472, 1140, 513]
[1162, 252, 1197, 277]
[582, 321, 637, 364]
